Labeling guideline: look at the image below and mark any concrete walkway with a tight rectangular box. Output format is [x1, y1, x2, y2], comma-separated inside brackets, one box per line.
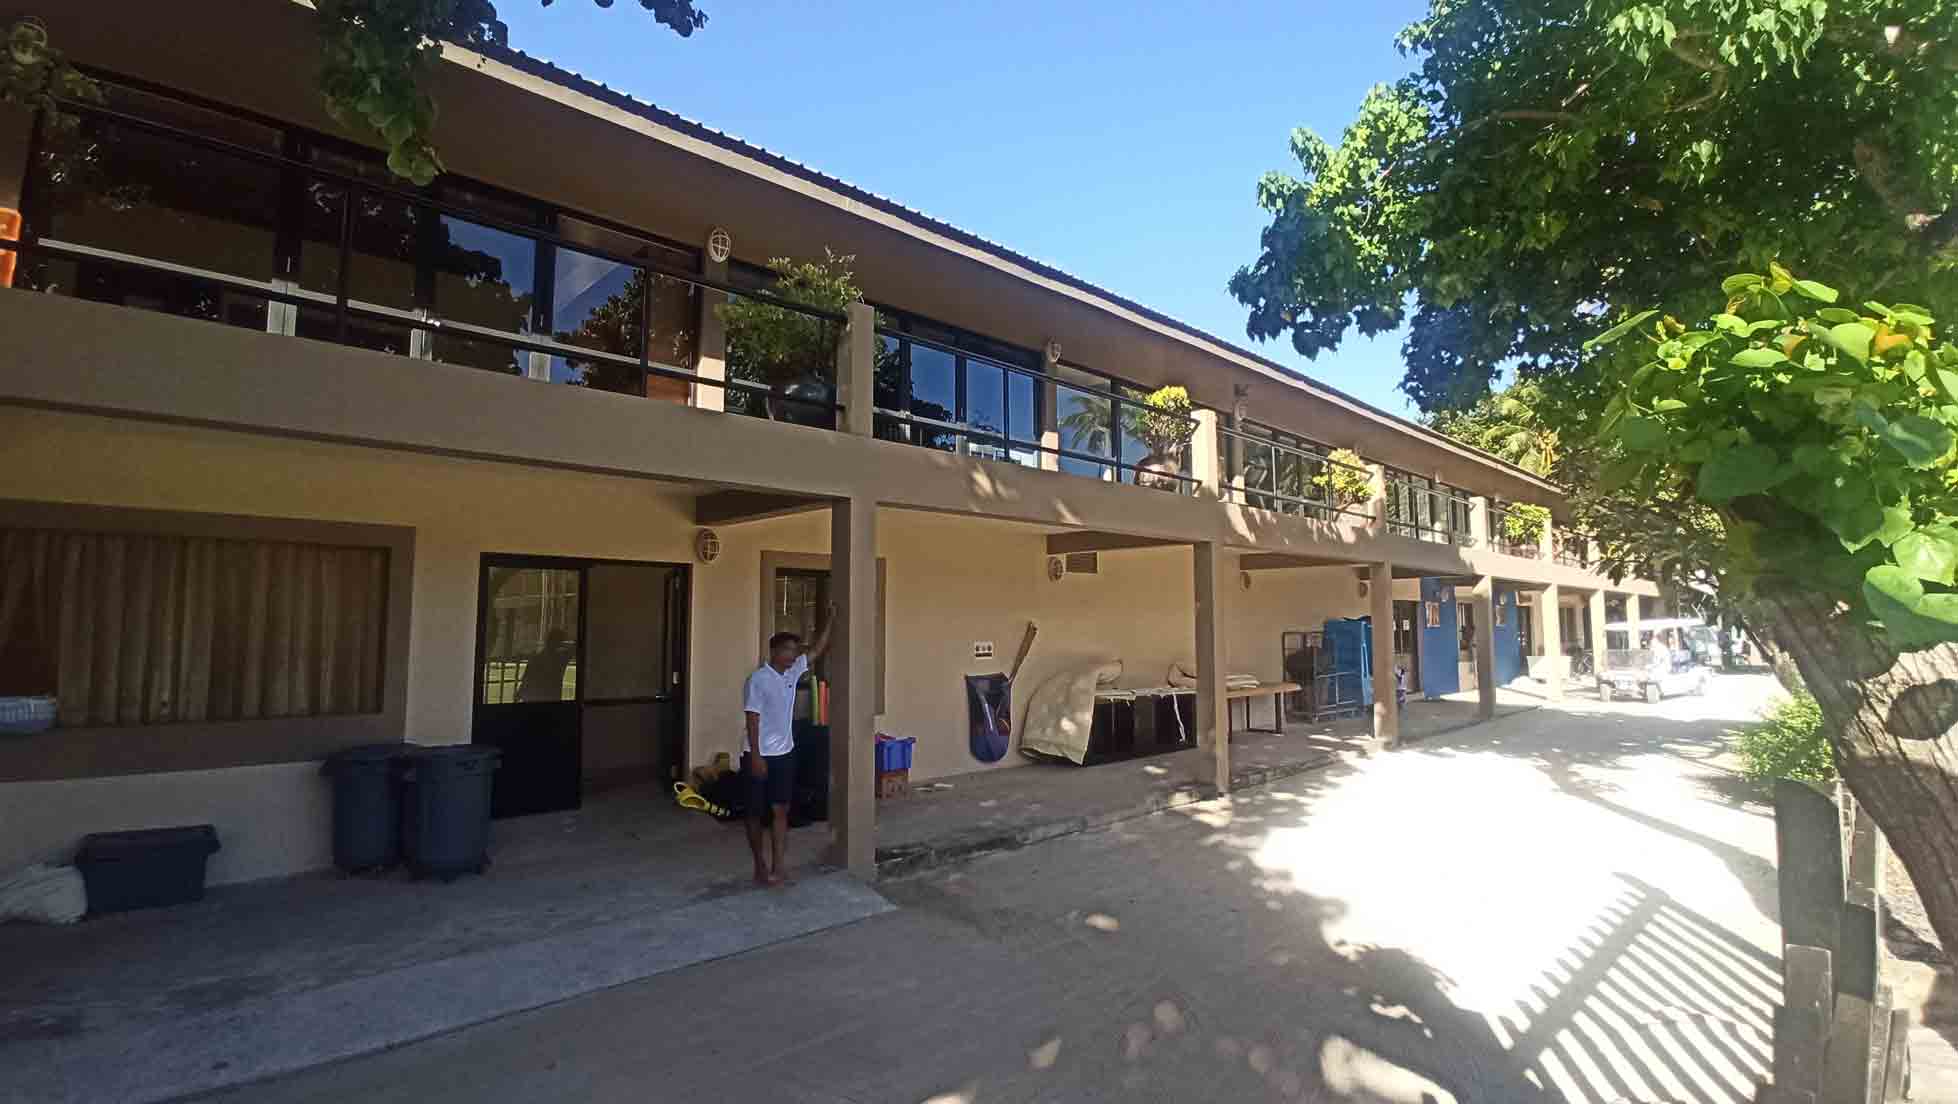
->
[877, 693, 1535, 874]
[219, 678, 1804, 1104]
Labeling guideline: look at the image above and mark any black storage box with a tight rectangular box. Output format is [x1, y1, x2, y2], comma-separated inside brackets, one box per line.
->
[75, 825, 221, 915]
[321, 743, 408, 873]
[399, 745, 499, 879]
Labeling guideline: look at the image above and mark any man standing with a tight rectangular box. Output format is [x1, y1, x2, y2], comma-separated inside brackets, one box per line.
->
[743, 607, 834, 887]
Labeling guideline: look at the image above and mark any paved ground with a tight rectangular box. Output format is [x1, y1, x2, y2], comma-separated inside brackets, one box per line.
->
[208, 671, 1958, 1104]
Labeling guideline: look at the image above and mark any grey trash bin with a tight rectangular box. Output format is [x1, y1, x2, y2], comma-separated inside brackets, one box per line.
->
[321, 743, 407, 873]
[399, 745, 500, 880]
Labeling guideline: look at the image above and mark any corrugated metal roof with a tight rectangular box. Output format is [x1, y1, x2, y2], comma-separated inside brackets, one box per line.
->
[471, 42, 1557, 491]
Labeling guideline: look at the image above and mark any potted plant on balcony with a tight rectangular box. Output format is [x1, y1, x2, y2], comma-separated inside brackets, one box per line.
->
[717, 250, 859, 426]
[1130, 385, 1197, 490]
[1501, 503, 1551, 551]
[1313, 448, 1373, 514]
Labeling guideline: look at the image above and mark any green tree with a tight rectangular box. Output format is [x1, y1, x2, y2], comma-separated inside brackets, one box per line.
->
[717, 251, 856, 423]
[1231, 0, 1958, 413]
[315, 0, 707, 184]
[1587, 266, 1958, 951]
[1427, 381, 1562, 477]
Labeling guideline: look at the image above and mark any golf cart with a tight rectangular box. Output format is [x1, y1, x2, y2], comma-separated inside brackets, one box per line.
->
[1597, 616, 1712, 703]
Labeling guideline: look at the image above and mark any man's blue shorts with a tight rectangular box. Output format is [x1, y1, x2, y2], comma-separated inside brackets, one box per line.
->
[742, 752, 796, 813]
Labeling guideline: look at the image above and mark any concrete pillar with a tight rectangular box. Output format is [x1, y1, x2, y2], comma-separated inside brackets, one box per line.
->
[1472, 575, 1497, 719]
[835, 301, 875, 437]
[1366, 463, 1390, 536]
[1540, 583, 1564, 700]
[1587, 589, 1609, 666]
[1368, 560, 1398, 746]
[1193, 541, 1231, 794]
[1539, 515, 1558, 561]
[1469, 495, 1490, 548]
[1624, 591, 1643, 648]
[1038, 339, 1061, 471]
[1191, 409, 1222, 498]
[827, 494, 877, 877]
[693, 232, 729, 411]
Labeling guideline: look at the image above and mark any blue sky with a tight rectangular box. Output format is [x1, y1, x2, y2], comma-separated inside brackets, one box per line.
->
[497, 0, 1428, 414]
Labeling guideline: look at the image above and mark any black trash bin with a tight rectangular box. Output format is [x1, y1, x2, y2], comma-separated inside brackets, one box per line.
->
[75, 825, 220, 915]
[399, 745, 500, 880]
[321, 743, 407, 873]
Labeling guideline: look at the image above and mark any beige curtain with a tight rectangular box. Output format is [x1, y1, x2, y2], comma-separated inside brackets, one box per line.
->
[0, 528, 387, 728]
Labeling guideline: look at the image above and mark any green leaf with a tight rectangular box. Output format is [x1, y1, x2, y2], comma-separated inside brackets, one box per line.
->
[1877, 413, 1955, 467]
[1894, 525, 1958, 585]
[1815, 307, 1861, 325]
[1731, 347, 1788, 368]
[1936, 368, 1958, 403]
[1712, 313, 1749, 334]
[1587, 309, 1659, 350]
[1825, 322, 1874, 362]
[1791, 279, 1838, 303]
[1877, 503, 1917, 547]
[1697, 443, 1785, 502]
[1864, 566, 1958, 648]
[1617, 414, 1669, 450]
[1833, 501, 1888, 552]
[1721, 274, 1764, 296]
[1652, 398, 1688, 412]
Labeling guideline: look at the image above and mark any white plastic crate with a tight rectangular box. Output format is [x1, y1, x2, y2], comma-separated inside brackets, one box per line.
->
[0, 696, 55, 734]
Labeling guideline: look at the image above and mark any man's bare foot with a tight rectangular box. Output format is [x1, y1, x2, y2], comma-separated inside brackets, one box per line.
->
[764, 872, 787, 888]
[753, 870, 771, 887]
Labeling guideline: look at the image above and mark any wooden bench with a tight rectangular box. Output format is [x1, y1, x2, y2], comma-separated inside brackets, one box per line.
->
[1226, 682, 1302, 734]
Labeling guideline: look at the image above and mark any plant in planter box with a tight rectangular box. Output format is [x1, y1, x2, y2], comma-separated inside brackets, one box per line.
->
[1314, 448, 1373, 510]
[1131, 385, 1197, 489]
[717, 250, 857, 425]
[1501, 503, 1551, 548]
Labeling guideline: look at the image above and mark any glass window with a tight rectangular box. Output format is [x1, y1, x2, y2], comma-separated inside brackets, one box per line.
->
[24, 86, 283, 330]
[1007, 370, 1037, 444]
[550, 246, 644, 395]
[482, 566, 580, 704]
[429, 215, 536, 374]
[965, 357, 1004, 440]
[909, 341, 958, 451]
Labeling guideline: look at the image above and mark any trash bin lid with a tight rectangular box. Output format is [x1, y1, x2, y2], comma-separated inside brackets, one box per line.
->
[321, 742, 409, 775]
[398, 744, 501, 777]
[77, 825, 220, 862]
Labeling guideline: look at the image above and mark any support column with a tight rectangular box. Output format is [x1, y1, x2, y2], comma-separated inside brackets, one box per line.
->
[1587, 589, 1609, 669]
[1540, 583, 1565, 700]
[1624, 591, 1642, 649]
[1469, 495, 1490, 548]
[1192, 409, 1222, 498]
[835, 301, 875, 437]
[693, 231, 729, 411]
[1193, 541, 1231, 794]
[1366, 464, 1390, 537]
[1472, 575, 1497, 719]
[1368, 561, 1398, 746]
[1038, 339, 1061, 471]
[827, 495, 878, 877]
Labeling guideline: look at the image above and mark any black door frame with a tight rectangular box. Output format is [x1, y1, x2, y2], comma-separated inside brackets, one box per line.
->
[471, 553, 692, 817]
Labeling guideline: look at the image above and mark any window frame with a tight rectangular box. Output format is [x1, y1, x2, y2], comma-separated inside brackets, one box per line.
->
[0, 499, 414, 782]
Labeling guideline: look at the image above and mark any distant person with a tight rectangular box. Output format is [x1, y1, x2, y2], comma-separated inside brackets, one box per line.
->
[742, 607, 834, 887]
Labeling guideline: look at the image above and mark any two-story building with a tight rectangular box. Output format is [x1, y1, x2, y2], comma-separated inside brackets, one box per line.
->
[0, 0, 1658, 884]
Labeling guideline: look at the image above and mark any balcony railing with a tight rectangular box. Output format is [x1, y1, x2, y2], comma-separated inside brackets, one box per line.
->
[9, 97, 845, 423]
[872, 327, 1200, 495]
[1383, 473, 1477, 547]
[1553, 528, 1590, 567]
[1489, 504, 1545, 559]
[1217, 425, 1374, 524]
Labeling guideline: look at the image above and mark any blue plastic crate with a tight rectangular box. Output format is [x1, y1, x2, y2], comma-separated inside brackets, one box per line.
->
[875, 736, 914, 773]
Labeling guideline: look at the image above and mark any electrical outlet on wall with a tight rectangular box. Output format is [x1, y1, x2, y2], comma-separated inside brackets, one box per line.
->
[973, 641, 995, 660]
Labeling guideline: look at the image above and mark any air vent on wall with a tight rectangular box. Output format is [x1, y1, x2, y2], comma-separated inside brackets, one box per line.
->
[1064, 551, 1100, 576]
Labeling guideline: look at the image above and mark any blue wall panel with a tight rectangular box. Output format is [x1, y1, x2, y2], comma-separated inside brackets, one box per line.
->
[1492, 586, 1524, 685]
[1417, 577, 1459, 698]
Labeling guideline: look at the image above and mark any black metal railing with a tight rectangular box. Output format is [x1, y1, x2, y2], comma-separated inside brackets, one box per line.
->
[1553, 528, 1590, 567]
[11, 98, 846, 421]
[872, 327, 1201, 494]
[1383, 473, 1478, 546]
[1217, 425, 1374, 523]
